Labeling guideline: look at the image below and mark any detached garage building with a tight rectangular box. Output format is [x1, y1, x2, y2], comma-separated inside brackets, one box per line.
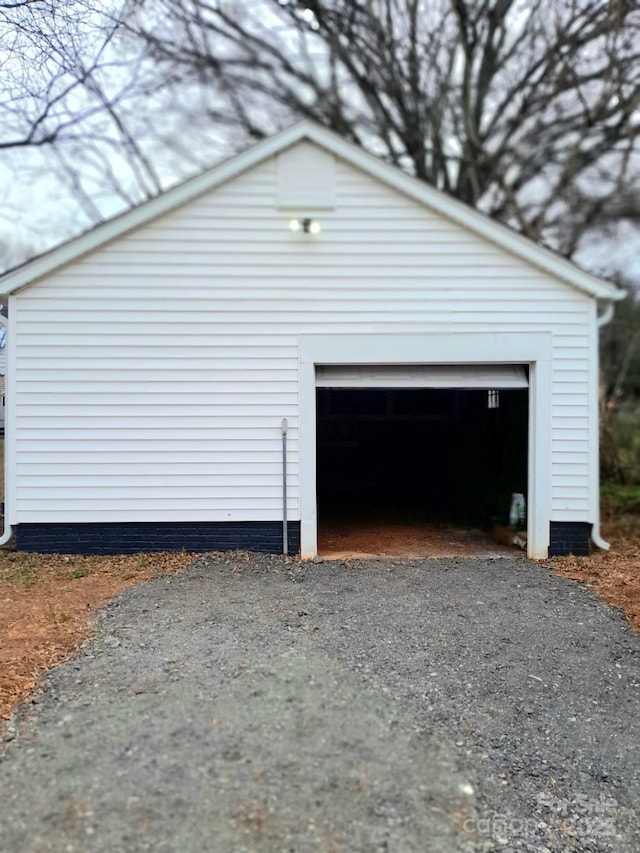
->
[0, 122, 624, 559]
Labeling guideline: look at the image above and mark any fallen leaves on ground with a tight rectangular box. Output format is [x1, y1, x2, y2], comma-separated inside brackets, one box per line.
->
[545, 519, 640, 634]
[0, 550, 197, 721]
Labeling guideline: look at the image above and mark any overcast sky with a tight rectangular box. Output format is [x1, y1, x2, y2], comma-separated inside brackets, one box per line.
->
[0, 1, 638, 287]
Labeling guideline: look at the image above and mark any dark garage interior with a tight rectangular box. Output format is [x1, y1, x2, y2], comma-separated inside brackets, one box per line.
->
[316, 386, 528, 554]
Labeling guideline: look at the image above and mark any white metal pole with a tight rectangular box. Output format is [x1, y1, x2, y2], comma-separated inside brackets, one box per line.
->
[281, 418, 288, 555]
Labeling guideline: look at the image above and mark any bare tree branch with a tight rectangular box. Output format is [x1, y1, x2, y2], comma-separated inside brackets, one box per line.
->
[1, 0, 639, 283]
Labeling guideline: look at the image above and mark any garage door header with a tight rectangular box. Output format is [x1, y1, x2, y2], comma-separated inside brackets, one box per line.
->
[316, 364, 529, 389]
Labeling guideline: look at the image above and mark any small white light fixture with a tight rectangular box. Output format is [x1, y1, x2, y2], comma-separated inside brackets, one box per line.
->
[289, 217, 321, 235]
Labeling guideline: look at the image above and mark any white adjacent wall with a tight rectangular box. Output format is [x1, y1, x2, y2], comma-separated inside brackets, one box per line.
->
[7, 141, 595, 530]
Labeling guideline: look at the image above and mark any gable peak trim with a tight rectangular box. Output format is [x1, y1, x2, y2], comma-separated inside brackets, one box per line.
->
[0, 120, 624, 302]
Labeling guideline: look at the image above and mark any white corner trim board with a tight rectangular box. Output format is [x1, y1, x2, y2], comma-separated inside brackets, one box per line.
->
[590, 301, 614, 551]
[299, 332, 553, 561]
[0, 307, 13, 546]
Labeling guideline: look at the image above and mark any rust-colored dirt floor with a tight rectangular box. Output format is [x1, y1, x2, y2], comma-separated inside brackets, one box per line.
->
[318, 518, 517, 559]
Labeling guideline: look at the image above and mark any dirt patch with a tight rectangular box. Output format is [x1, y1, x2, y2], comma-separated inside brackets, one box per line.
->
[0, 550, 197, 720]
[319, 519, 517, 559]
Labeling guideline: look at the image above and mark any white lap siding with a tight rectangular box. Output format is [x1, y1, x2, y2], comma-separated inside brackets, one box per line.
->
[9, 152, 594, 525]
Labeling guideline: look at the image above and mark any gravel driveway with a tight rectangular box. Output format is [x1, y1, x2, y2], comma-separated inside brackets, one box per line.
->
[1, 553, 639, 852]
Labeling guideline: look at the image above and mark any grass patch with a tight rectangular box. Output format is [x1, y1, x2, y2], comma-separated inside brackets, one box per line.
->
[601, 482, 640, 534]
[4, 565, 38, 586]
[601, 481, 640, 516]
[71, 566, 89, 579]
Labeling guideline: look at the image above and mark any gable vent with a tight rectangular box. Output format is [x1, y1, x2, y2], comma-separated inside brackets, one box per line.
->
[277, 142, 336, 209]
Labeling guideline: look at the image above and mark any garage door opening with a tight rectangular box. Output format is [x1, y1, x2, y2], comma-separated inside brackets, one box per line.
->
[316, 381, 528, 557]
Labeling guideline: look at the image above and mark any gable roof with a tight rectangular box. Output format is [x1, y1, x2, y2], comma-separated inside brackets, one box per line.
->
[0, 120, 625, 301]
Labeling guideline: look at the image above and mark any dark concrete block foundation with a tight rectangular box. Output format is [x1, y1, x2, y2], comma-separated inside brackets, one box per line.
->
[16, 521, 301, 556]
[549, 521, 592, 557]
[15, 519, 592, 558]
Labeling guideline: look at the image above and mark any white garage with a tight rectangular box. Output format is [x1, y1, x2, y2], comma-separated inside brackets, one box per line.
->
[0, 122, 624, 559]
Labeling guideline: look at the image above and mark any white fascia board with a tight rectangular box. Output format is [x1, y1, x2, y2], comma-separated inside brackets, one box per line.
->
[0, 123, 315, 296]
[0, 119, 625, 303]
